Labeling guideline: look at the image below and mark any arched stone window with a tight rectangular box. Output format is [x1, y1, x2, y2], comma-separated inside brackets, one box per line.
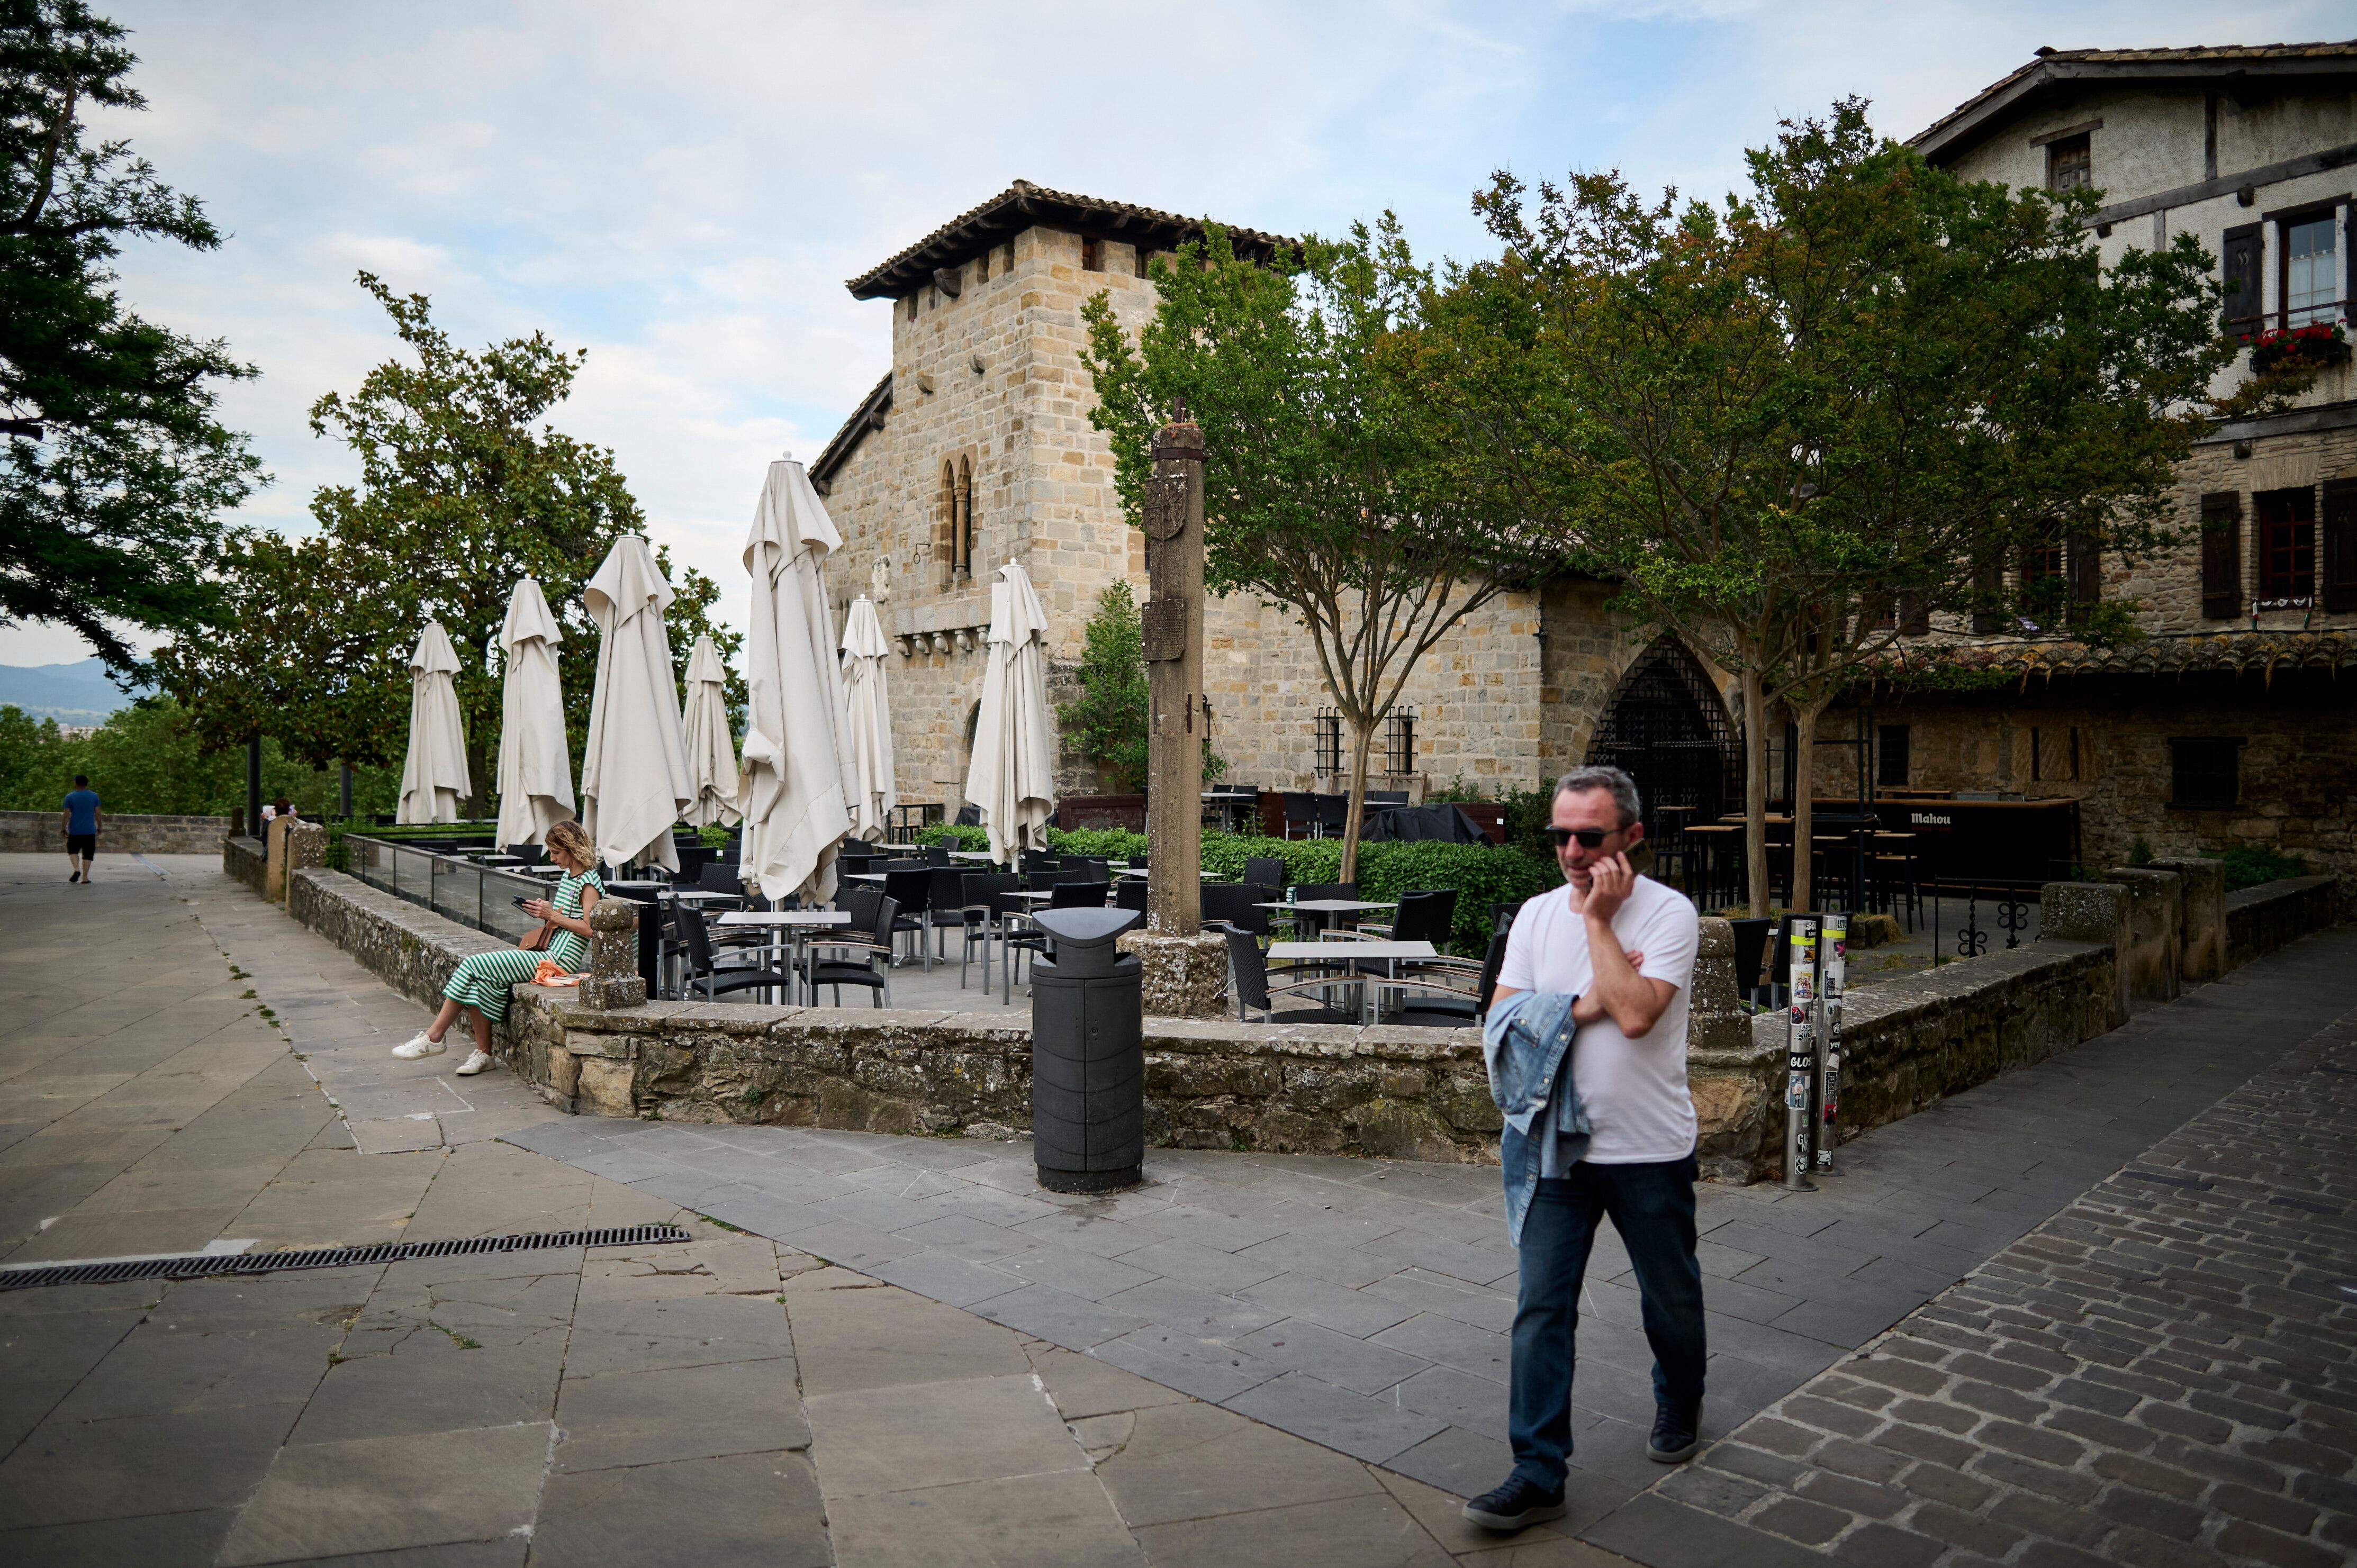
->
[954, 456, 974, 577]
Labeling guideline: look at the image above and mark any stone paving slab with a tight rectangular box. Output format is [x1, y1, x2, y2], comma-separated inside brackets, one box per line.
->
[0, 854, 1654, 1566]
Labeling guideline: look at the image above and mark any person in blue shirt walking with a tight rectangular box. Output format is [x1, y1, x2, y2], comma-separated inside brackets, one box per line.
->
[62, 775, 102, 884]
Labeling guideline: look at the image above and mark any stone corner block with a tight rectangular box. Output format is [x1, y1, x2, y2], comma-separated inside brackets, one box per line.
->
[1119, 928, 1228, 1019]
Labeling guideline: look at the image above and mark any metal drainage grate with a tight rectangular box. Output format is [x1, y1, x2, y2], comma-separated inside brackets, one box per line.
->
[0, 1222, 692, 1293]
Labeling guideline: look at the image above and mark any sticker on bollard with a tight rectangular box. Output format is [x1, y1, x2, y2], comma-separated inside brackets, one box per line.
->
[1783, 918, 1818, 1191]
[1817, 914, 1847, 1173]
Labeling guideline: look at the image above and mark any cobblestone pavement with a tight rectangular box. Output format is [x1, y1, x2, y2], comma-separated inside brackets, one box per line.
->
[1613, 982, 2357, 1564]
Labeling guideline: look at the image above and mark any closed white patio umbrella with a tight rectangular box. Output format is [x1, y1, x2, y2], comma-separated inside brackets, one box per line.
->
[737, 455, 855, 905]
[839, 595, 896, 844]
[681, 634, 740, 829]
[963, 563, 1054, 865]
[493, 579, 574, 849]
[397, 621, 471, 825]
[581, 536, 694, 873]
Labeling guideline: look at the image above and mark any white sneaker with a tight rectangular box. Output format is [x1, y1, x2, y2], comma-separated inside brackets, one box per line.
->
[454, 1050, 494, 1076]
[391, 1033, 446, 1059]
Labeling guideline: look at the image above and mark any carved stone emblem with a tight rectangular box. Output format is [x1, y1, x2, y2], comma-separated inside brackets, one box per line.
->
[1141, 474, 1189, 541]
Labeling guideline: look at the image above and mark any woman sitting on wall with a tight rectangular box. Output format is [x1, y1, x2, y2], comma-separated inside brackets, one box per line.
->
[392, 818, 603, 1077]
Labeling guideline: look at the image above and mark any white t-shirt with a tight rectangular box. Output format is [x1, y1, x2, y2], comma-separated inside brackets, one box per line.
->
[1497, 874, 1701, 1164]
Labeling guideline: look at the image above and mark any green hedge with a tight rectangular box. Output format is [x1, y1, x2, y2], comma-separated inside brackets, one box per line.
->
[1202, 831, 1559, 951]
[914, 822, 1559, 951]
[2220, 845, 2309, 892]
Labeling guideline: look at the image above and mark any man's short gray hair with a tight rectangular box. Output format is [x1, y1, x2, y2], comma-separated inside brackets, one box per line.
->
[1555, 766, 1641, 828]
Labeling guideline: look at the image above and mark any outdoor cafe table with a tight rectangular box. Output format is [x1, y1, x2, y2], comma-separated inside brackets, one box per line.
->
[950, 850, 995, 863]
[715, 910, 851, 1004]
[1255, 896, 1396, 941]
[1266, 939, 1437, 1022]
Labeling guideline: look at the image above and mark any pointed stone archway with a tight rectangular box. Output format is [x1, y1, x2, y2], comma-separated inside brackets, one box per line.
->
[1583, 639, 1744, 829]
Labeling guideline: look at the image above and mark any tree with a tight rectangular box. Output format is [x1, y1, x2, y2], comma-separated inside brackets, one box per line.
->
[1432, 102, 2228, 912]
[1056, 579, 1223, 793]
[1, 0, 264, 677]
[1082, 219, 1540, 880]
[158, 275, 741, 812]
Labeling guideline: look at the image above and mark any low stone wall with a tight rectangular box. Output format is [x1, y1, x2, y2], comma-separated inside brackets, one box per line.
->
[2105, 868, 2185, 1008]
[264, 860, 2336, 1182]
[2226, 875, 2340, 969]
[225, 835, 267, 898]
[3, 810, 234, 855]
[1738, 940, 2119, 1167]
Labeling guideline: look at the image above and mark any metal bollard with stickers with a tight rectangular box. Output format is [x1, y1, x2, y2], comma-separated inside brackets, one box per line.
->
[1783, 918, 1818, 1191]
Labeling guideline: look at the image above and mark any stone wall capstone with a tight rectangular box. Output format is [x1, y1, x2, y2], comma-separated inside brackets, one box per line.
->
[3, 810, 234, 856]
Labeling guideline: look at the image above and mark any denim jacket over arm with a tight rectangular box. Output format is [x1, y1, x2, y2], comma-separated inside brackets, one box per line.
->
[1483, 989, 1592, 1247]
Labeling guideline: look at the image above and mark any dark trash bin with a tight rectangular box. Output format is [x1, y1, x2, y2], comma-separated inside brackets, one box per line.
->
[1027, 907, 1145, 1193]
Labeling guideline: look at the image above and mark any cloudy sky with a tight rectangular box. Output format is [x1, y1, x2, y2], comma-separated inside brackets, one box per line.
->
[9, 0, 2350, 667]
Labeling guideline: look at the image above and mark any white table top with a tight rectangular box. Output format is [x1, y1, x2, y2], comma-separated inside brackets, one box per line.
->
[1256, 899, 1397, 913]
[717, 910, 852, 927]
[667, 891, 742, 903]
[844, 872, 886, 883]
[876, 842, 923, 852]
[1268, 940, 1437, 962]
[950, 850, 995, 862]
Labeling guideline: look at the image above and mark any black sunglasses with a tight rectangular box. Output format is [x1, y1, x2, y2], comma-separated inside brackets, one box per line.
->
[1542, 826, 1622, 849]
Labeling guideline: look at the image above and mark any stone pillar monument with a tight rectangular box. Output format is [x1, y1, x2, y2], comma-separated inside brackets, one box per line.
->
[1118, 410, 1226, 1016]
[579, 900, 648, 1010]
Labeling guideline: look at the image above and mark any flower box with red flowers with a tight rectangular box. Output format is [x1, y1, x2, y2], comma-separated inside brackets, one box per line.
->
[2244, 321, 2352, 375]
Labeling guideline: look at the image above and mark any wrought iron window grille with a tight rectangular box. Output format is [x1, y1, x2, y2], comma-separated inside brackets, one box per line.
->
[1313, 710, 1342, 778]
[1383, 709, 1416, 775]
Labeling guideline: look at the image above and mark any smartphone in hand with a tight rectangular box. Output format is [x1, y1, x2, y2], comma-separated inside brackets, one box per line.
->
[513, 896, 532, 910]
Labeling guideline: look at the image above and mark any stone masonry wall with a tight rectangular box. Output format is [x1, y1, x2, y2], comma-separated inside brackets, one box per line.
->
[264, 861, 2341, 1184]
[816, 222, 1666, 807]
[5, 810, 234, 855]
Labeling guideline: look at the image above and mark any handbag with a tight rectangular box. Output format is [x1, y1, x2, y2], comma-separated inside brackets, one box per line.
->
[518, 921, 554, 953]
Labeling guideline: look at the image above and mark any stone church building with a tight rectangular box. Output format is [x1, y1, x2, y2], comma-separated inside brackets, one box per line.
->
[807, 182, 1703, 820]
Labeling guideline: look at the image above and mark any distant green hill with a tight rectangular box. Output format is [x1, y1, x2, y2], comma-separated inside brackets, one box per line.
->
[0, 659, 149, 726]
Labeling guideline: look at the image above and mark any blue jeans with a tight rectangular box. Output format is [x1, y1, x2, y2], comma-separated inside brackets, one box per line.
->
[1508, 1156, 1706, 1490]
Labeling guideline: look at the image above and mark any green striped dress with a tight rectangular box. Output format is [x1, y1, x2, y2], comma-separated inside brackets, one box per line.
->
[442, 870, 602, 1022]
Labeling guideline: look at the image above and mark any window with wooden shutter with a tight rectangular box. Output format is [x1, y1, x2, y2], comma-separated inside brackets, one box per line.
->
[2066, 530, 2101, 613]
[2323, 478, 2357, 614]
[1971, 557, 2006, 633]
[2199, 491, 2242, 620]
[2220, 224, 2263, 340]
[2256, 487, 2316, 605]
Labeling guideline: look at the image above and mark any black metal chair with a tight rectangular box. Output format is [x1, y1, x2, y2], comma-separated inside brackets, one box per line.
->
[1242, 856, 1286, 890]
[956, 872, 1018, 989]
[671, 904, 797, 1003]
[1361, 887, 1457, 946]
[1221, 928, 1361, 1025]
[1020, 849, 1060, 881]
[1200, 882, 1276, 939]
[1316, 794, 1350, 838]
[1287, 881, 1360, 939]
[925, 845, 953, 867]
[806, 895, 898, 1007]
[1392, 930, 1514, 1028]
[1115, 878, 1147, 912]
[881, 868, 934, 968]
[504, 843, 547, 866]
[955, 801, 981, 826]
[698, 862, 747, 896]
[1281, 792, 1319, 840]
[1729, 917, 1773, 1008]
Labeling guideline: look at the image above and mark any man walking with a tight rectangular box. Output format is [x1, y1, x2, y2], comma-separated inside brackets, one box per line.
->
[1465, 765, 1706, 1533]
[62, 774, 102, 885]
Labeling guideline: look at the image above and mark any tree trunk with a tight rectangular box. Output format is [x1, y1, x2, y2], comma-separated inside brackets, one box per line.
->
[1790, 698, 1821, 916]
[1742, 668, 1769, 918]
[1337, 715, 1377, 884]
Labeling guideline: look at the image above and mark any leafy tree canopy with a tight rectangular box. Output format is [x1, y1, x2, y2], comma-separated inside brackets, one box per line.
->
[1428, 101, 2228, 910]
[1082, 218, 1547, 877]
[157, 275, 740, 809]
[1, 0, 264, 677]
[1056, 579, 1223, 793]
